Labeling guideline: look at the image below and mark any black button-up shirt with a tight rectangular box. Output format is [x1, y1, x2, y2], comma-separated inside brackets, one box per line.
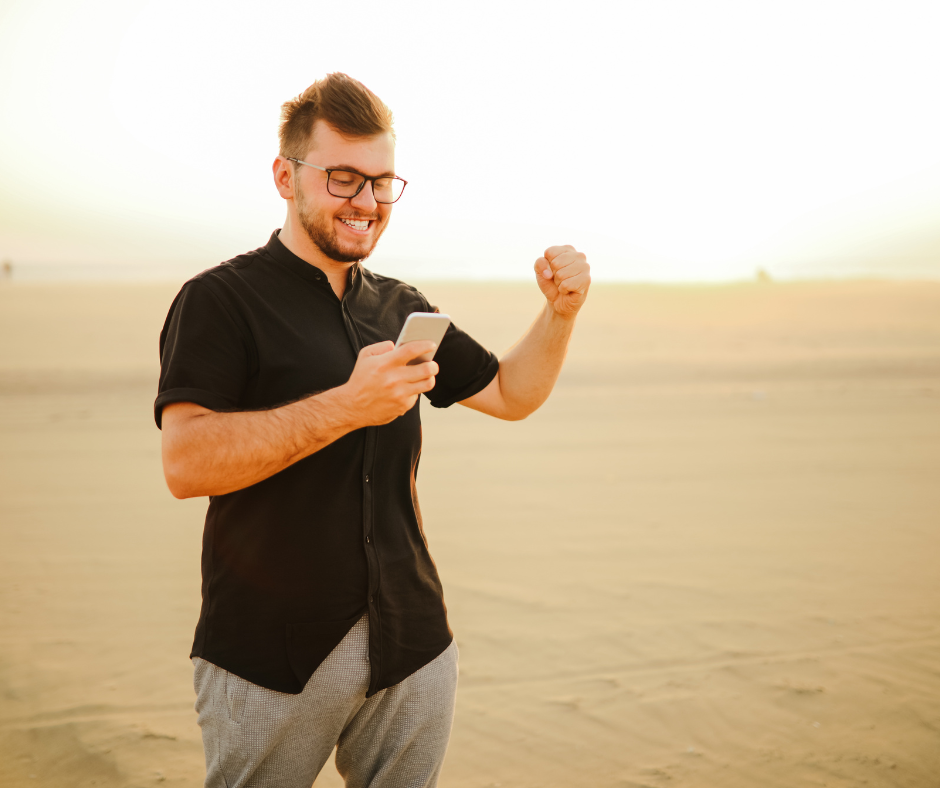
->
[155, 231, 498, 696]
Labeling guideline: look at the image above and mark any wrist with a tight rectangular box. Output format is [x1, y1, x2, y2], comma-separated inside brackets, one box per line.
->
[317, 384, 366, 434]
[545, 301, 578, 325]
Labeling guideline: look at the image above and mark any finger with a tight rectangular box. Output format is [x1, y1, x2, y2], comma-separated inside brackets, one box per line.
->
[400, 373, 436, 398]
[402, 360, 439, 382]
[534, 257, 553, 279]
[544, 244, 576, 262]
[393, 340, 438, 364]
[551, 258, 589, 281]
[555, 270, 591, 293]
[548, 251, 586, 274]
[556, 270, 591, 294]
[360, 340, 395, 357]
[536, 263, 560, 300]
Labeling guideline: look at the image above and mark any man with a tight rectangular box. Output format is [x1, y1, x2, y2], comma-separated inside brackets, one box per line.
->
[156, 73, 589, 788]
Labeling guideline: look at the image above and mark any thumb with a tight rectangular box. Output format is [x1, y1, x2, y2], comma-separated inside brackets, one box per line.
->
[534, 256, 553, 280]
[360, 340, 395, 357]
[534, 257, 558, 300]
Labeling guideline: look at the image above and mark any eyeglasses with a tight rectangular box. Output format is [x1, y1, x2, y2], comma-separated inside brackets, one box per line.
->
[286, 158, 407, 204]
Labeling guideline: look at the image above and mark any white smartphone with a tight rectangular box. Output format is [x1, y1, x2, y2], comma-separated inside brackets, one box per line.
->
[395, 312, 451, 365]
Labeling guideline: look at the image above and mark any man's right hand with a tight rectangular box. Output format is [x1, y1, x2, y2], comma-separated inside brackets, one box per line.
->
[342, 340, 439, 427]
[161, 340, 438, 498]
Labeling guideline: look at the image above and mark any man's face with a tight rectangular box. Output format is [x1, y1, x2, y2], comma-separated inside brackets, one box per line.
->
[293, 120, 396, 264]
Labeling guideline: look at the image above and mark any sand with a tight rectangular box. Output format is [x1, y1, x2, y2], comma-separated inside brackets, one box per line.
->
[1, 279, 938, 787]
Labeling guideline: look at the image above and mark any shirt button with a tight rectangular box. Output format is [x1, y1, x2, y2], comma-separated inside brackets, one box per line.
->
[365, 535, 371, 544]
[369, 596, 374, 604]
[365, 474, 370, 483]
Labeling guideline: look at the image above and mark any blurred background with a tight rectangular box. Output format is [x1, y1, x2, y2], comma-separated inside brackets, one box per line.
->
[2, 0, 940, 282]
[1, 2, 939, 787]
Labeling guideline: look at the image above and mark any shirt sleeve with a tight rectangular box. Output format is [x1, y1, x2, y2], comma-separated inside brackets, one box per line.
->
[420, 299, 500, 409]
[154, 278, 253, 428]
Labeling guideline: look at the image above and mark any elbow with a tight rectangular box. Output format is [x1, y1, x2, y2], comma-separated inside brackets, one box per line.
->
[502, 390, 549, 421]
[162, 448, 201, 499]
[498, 400, 539, 421]
[493, 383, 541, 421]
[164, 462, 196, 499]
[160, 409, 212, 498]
[167, 481, 193, 500]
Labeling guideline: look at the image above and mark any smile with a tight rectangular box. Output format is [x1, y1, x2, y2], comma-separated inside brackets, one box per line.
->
[339, 218, 372, 233]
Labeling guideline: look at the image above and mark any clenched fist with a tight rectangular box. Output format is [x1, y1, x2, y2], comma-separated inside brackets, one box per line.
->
[534, 245, 591, 319]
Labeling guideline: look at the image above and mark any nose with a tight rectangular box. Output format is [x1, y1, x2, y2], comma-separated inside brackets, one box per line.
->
[350, 180, 378, 213]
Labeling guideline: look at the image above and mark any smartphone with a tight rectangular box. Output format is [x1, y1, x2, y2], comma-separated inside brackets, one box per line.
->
[395, 312, 451, 365]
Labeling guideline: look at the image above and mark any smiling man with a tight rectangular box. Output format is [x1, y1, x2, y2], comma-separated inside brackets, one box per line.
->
[155, 73, 590, 788]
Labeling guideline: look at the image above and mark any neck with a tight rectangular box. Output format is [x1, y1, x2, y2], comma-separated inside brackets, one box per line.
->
[278, 212, 354, 300]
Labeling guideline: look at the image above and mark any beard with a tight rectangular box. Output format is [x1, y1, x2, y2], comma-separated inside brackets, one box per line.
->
[295, 182, 386, 264]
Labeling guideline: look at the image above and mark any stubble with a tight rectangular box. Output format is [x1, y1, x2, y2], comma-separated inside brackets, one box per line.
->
[295, 181, 386, 264]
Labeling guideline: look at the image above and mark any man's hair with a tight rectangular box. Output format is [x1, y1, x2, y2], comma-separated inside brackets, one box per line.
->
[278, 73, 395, 159]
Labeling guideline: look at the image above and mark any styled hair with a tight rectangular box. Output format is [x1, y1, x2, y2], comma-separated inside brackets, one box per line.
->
[278, 73, 395, 159]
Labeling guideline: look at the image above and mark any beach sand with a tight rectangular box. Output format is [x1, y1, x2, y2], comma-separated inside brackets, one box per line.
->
[1, 279, 938, 787]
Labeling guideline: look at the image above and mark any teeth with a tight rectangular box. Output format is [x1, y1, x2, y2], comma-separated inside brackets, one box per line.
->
[341, 218, 369, 230]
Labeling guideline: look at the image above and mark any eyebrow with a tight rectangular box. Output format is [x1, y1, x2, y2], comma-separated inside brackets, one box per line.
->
[328, 164, 398, 178]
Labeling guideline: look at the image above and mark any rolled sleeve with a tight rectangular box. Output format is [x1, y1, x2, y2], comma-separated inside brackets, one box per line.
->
[421, 301, 499, 409]
[155, 279, 253, 428]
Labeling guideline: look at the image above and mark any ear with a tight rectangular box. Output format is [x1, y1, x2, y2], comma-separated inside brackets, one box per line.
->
[273, 156, 295, 200]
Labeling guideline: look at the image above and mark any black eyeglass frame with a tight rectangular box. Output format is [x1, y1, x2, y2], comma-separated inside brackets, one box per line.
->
[286, 157, 408, 204]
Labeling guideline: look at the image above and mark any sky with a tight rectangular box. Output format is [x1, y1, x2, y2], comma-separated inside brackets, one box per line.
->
[1, 0, 939, 282]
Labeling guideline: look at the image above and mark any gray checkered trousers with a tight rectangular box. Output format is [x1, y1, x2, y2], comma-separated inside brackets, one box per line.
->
[193, 615, 459, 788]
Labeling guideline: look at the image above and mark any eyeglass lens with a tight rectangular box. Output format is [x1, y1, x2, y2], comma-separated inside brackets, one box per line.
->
[328, 171, 405, 203]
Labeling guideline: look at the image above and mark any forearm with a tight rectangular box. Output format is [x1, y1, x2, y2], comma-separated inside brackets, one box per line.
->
[162, 386, 359, 499]
[491, 303, 577, 419]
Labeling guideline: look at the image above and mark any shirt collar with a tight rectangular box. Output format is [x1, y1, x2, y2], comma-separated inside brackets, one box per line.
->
[264, 230, 361, 293]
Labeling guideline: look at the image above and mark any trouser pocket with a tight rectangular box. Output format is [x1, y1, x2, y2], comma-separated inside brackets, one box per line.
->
[224, 670, 249, 725]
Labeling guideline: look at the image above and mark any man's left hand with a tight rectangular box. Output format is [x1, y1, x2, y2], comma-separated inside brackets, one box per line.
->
[534, 245, 591, 319]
